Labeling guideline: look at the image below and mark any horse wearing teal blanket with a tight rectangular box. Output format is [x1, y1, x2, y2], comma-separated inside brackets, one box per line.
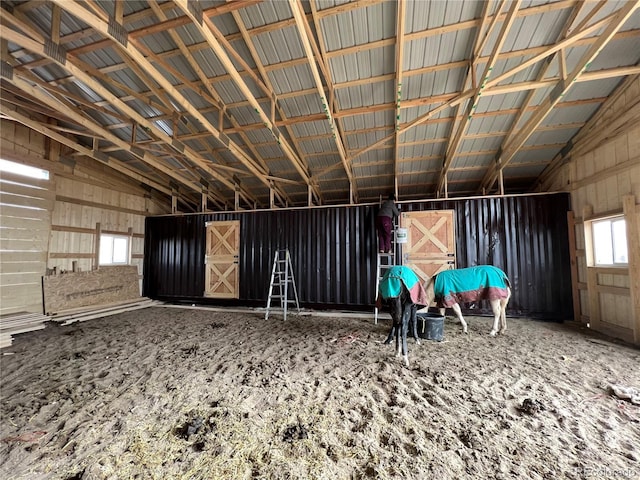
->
[377, 266, 428, 367]
[424, 265, 511, 336]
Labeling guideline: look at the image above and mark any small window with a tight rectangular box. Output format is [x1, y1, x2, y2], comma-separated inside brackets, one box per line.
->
[592, 217, 627, 266]
[99, 234, 130, 265]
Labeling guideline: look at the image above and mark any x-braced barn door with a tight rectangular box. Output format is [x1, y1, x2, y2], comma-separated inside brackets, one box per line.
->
[204, 220, 240, 298]
[401, 210, 456, 285]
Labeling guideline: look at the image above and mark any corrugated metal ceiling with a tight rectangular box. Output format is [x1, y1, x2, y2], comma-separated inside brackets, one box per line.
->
[1, 0, 639, 212]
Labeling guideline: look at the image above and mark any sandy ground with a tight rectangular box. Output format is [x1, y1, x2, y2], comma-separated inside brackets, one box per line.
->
[1, 306, 639, 480]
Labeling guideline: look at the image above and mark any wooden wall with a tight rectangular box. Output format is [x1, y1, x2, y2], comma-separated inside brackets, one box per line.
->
[542, 75, 640, 345]
[0, 118, 52, 315]
[0, 108, 170, 316]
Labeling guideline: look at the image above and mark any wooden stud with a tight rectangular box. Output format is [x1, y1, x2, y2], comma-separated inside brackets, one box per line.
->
[127, 227, 134, 265]
[567, 211, 581, 323]
[444, 171, 448, 199]
[93, 222, 101, 270]
[201, 186, 207, 212]
[623, 195, 640, 344]
[51, 5, 61, 43]
[586, 266, 600, 330]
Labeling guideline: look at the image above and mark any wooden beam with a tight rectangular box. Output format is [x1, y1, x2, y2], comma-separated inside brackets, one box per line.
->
[623, 196, 640, 344]
[0, 105, 172, 197]
[46, 0, 267, 208]
[0, 20, 236, 208]
[478, 0, 640, 193]
[393, 0, 406, 198]
[1, 70, 220, 204]
[437, 0, 517, 196]
[229, 4, 315, 206]
[289, 0, 354, 203]
[172, 0, 318, 203]
[145, 0, 280, 206]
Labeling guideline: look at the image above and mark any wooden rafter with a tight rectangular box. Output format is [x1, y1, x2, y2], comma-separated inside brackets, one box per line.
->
[145, 0, 287, 208]
[0, 104, 173, 199]
[487, 0, 602, 195]
[229, 5, 320, 206]
[436, 0, 500, 197]
[438, 0, 520, 197]
[393, 0, 405, 198]
[288, 0, 355, 203]
[171, 0, 322, 206]
[478, 0, 640, 193]
[0, 22, 242, 209]
[45, 0, 274, 208]
[1, 69, 224, 207]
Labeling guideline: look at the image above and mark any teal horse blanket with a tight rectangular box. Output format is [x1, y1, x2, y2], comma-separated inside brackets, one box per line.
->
[433, 265, 510, 308]
[378, 266, 428, 307]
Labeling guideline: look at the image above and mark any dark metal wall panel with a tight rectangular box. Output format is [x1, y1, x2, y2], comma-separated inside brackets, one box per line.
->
[143, 193, 572, 319]
[402, 194, 572, 318]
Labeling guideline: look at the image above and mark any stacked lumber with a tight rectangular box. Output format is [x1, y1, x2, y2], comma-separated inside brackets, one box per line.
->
[0, 312, 49, 349]
[48, 298, 159, 326]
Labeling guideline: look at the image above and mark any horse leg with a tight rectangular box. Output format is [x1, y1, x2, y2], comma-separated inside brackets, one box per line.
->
[401, 301, 411, 367]
[499, 287, 511, 333]
[384, 296, 401, 345]
[489, 299, 500, 336]
[384, 324, 396, 344]
[392, 296, 403, 357]
[410, 303, 420, 345]
[499, 298, 507, 333]
[451, 303, 467, 333]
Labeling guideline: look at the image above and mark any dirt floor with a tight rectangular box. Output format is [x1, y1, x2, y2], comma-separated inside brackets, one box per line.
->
[1, 306, 639, 480]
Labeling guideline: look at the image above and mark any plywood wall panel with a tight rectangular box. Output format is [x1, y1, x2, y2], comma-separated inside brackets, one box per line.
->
[558, 76, 640, 344]
[600, 293, 631, 329]
[42, 265, 141, 314]
[0, 284, 43, 316]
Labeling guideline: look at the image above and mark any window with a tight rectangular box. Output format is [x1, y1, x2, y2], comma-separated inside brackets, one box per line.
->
[0, 159, 49, 180]
[99, 234, 130, 265]
[591, 216, 628, 266]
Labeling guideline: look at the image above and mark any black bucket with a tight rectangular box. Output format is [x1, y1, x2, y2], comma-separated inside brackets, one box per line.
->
[416, 312, 444, 341]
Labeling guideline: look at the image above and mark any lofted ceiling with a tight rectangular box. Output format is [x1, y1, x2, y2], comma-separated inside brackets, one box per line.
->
[1, 0, 639, 212]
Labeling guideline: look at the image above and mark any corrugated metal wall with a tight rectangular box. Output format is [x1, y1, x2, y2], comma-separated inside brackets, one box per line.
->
[143, 193, 572, 319]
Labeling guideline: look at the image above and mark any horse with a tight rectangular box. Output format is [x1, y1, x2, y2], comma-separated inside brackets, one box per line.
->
[423, 265, 511, 336]
[377, 266, 427, 367]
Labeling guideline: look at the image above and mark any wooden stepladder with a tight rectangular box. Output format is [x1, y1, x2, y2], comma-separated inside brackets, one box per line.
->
[265, 249, 300, 320]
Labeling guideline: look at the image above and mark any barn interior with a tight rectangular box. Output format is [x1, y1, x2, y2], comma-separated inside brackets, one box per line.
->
[1, 1, 639, 478]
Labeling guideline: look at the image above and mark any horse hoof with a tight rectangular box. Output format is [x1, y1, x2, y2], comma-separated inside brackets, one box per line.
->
[489, 331, 497, 337]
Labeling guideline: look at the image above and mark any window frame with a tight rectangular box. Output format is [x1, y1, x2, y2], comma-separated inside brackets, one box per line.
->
[585, 214, 628, 268]
[99, 233, 131, 266]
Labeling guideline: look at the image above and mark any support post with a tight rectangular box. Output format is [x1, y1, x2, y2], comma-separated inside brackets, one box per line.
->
[171, 190, 178, 214]
[567, 211, 581, 323]
[623, 195, 640, 344]
[93, 222, 101, 270]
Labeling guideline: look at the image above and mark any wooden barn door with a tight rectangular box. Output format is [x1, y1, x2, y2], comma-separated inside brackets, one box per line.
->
[401, 210, 456, 284]
[204, 220, 240, 298]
